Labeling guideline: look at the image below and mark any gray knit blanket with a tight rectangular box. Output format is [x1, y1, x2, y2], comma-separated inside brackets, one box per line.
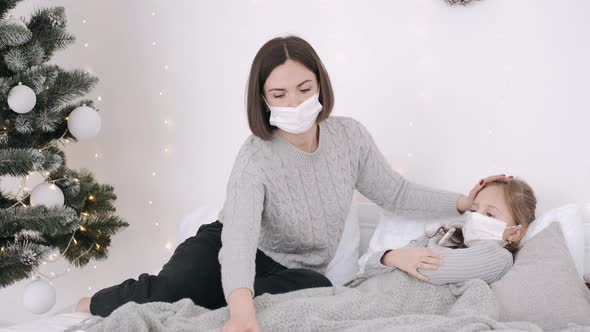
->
[66, 271, 582, 332]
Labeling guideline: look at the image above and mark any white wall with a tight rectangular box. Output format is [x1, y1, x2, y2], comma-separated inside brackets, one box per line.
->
[1, 0, 589, 324]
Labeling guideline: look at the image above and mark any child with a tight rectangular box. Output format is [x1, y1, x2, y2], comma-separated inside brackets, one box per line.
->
[349, 178, 537, 286]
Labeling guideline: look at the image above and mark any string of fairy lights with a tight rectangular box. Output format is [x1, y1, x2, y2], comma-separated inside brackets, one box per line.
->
[30, 9, 177, 291]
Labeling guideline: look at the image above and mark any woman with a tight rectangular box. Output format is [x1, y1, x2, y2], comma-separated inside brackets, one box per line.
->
[351, 178, 536, 287]
[76, 35, 511, 332]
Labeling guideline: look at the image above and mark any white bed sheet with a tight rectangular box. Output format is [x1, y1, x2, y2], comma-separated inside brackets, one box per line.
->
[0, 306, 92, 332]
[0, 312, 91, 332]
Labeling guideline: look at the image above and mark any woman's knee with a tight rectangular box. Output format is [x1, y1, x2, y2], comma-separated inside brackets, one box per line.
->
[279, 268, 332, 289]
[289, 268, 333, 288]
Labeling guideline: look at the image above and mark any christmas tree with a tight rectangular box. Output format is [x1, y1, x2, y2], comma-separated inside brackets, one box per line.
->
[0, 1, 128, 288]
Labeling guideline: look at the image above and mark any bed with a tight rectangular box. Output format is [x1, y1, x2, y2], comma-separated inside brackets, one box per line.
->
[1, 202, 589, 331]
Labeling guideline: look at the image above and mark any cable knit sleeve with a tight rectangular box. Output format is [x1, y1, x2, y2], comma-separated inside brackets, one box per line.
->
[217, 137, 266, 302]
[352, 119, 462, 219]
[421, 238, 514, 285]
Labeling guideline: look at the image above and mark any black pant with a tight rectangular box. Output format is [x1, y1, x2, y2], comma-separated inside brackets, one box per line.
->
[89, 220, 333, 317]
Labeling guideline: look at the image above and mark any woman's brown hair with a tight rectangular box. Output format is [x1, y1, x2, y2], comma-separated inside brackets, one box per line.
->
[246, 35, 335, 140]
[428, 178, 537, 253]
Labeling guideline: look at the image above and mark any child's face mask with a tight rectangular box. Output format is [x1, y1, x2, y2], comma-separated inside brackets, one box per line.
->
[463, 212, 521, 246]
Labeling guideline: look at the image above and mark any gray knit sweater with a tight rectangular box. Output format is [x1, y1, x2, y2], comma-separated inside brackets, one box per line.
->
[357, 232, 514, 286]
[217, 116, 463, 301]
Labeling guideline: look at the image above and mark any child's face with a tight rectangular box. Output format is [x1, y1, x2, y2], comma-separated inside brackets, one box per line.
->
[471, 185, 521, 242]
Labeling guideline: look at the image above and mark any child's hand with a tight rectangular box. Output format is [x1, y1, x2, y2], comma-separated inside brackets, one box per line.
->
[381, 248, 443, 282]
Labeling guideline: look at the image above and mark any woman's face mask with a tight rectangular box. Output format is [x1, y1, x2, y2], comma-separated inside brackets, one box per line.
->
[261, 90, 323, 134]
[463, 212, 521, 246]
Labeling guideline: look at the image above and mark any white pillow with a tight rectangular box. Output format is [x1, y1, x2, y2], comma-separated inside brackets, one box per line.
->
[176, 206, 221, 244]
[325, 203, 360, 286]
[521, 204, 585, 277]
[357, 210, 465, 274]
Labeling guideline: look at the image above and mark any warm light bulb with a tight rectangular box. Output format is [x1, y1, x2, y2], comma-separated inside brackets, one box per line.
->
[72, 238, 78, 245]
[95, 244, 100, 250]
[80, 225, 86, 231]
[88, 195, 95, 200]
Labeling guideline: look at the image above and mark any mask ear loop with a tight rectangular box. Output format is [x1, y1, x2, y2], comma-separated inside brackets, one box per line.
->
[261, 94, 271, 112]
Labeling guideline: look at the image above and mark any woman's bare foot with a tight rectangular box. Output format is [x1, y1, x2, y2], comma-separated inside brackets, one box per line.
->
[75, 297, 91, 313]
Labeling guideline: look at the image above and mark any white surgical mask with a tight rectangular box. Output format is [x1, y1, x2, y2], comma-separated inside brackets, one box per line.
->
[261, 91, 323, 134]
[463, 212, 521, 246]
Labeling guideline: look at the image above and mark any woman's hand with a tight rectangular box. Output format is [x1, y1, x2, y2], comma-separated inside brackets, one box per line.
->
[221, 312, 260, 332]
[381, 248, 443, 282]
[221, 288, 260, 332]
[457, 174, 513, 212]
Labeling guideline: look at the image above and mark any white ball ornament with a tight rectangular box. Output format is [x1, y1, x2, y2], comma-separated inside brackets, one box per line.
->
[0, 172, 45, 200]
[23, 279, 56, 314]
[8, 83, 37, 114]
[67, 105, 101, 139]
[30, 182, 64, 208]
